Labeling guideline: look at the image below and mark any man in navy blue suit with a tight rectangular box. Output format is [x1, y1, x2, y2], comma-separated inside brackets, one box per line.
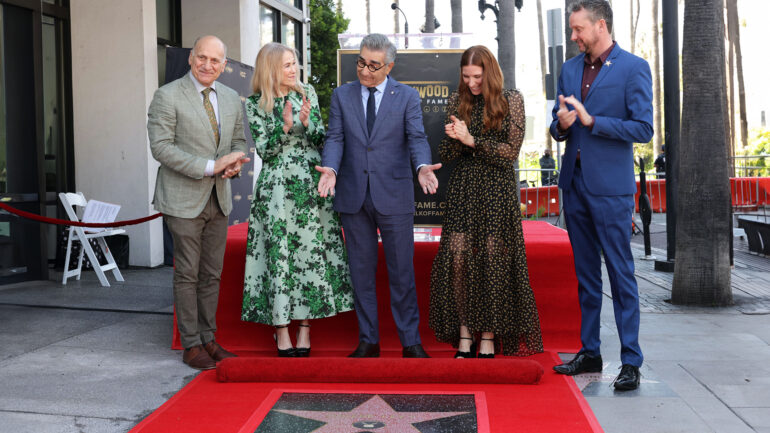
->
[316, 34, 441, 358]
[549, 0, 653, 390]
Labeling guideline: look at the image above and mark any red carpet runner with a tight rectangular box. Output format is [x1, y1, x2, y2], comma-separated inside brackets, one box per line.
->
[132, 353, 602, 433]
[217, 357, 544, 384]
[138, 222, 600, 432]
[173, 221, 581, 354]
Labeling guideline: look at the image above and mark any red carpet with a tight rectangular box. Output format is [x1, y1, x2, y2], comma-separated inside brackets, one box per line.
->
[173, 221, 580, 354]
[216, 357, 544, 384]
[131, 352, 602, 433]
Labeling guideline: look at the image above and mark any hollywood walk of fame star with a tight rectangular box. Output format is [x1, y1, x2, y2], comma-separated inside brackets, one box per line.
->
[274, 395, 471, 432]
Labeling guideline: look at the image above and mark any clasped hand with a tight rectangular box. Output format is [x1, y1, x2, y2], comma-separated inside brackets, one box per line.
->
[216, 151, 251, 179]
[282, 95, 312, 133]
[446, 115, 474, 148]
[556, 94, 594, 131]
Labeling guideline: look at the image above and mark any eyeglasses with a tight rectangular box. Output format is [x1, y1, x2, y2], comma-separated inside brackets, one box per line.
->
[356, 58, 387, 73]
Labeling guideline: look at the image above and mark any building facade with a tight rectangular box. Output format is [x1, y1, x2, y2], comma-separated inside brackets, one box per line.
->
[0, 0, 309, 284]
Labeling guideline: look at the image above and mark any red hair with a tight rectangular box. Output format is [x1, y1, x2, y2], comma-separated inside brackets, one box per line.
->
[457, 45, 508, 132]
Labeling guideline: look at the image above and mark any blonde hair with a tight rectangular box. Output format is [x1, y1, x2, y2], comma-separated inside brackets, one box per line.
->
[250, 42, 305, 112]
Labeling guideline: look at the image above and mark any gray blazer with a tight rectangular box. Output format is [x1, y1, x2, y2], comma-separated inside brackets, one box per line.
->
[148, 75, 248, 218]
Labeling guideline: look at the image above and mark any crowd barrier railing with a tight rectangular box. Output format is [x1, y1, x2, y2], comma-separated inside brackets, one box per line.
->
[510, 173, 770, 219]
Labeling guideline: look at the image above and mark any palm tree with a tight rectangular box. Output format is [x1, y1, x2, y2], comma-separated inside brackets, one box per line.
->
[424, 0, 436, 33]
[497, 0, 517, 88]
[366, 0, 370, 34]
[672, 0, 732, 306]
[451, 0, 463, 32]
[726, 0, 747, 150]
[651, 0, 663, 153]
[629, 0, 640, 53]
[537, 0, 552, 152]
[564, 0, 580, 60]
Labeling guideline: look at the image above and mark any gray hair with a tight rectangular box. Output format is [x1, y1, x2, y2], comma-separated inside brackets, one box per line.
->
[192, 35, 228, 60]
[360, 33, 397, 64]
[569, 0, 613, 34]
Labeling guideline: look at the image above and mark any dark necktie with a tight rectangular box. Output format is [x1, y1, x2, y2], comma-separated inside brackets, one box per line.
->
[366, 87, 377, 135]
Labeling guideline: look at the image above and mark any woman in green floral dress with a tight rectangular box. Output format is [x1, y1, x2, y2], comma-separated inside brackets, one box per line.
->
[241, 43, 354, 357]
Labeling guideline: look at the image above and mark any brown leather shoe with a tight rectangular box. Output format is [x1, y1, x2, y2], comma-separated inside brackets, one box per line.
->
[203, 340, 237, 362]
[183, 344, 216, 370]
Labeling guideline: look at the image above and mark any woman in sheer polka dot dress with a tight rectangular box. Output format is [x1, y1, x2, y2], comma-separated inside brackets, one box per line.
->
[429, 45, 544, 359]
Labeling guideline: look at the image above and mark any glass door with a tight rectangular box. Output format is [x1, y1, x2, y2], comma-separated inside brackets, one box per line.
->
[0, 0, 72, 284]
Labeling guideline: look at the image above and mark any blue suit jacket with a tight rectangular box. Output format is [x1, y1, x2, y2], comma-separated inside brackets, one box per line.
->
[322, 77, 432, 215]
[549, 44, 653, 196]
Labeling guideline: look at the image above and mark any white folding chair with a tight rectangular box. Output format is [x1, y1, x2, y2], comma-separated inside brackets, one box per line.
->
[59, 192, 126, 287]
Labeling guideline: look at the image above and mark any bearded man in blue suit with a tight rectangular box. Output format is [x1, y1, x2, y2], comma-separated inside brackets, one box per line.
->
[316, 34, 442, 358]
[549, 0, 653, 390]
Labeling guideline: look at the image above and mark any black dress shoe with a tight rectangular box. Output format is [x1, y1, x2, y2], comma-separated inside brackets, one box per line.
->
[477, 337, 495, 359]
[295, 324, 311, 357]
[454, 337, 477, 358]
[274, 325, 296, 358]
[348, 341, 380, 358]
[613, 364, 640, 390]
[402, 344, 430, 358]
[553, 352, 603, 375]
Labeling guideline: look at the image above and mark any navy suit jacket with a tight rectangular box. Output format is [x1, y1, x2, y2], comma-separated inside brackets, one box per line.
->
[549, 44, 653, 196]
[322, 77, 432, 215]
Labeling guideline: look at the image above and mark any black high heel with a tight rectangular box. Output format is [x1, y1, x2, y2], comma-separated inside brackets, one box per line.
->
[454, 336, 477, 358]
[478, 337, 495, 359]
[274, 325, 296, 357]
[295, 323, 311, 357]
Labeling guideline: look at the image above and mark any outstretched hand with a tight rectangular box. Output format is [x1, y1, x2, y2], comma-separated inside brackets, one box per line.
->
[418, 163, 443, 195]
[315, 166, 336, 197]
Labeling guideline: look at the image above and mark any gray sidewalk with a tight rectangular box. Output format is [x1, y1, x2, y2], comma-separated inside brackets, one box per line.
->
[1, 214, 769, 432]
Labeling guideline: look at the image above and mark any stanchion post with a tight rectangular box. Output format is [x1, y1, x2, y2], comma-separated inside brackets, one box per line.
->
[638, 158, 655, 260]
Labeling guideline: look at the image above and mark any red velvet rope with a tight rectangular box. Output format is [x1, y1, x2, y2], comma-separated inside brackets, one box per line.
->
[0, 202, 163, 228]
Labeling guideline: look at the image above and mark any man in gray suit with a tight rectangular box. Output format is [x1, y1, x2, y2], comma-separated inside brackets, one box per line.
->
[148, 35, 248, 370]
[317, 34, 441, 358]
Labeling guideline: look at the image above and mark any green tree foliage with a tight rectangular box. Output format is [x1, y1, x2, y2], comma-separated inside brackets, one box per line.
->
[737, 128, 769, 176]
[310, 0, 350, 126]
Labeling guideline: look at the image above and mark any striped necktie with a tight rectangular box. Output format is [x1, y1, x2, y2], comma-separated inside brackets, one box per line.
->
[201, 87, 220, 145]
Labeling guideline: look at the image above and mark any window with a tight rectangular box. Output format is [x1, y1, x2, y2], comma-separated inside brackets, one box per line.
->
[156, 0, 181, 85]
[260, 5, 277, 46]
[260, 1, 307, 81]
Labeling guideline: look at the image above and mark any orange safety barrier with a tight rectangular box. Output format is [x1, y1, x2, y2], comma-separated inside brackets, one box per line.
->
[633, 177, 770, 213]
[519, 185, 560, 217]
[516, 177, 770, 217]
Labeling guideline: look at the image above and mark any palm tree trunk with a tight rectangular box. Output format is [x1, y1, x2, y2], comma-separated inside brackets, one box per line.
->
[451, 0, 463, 32]
[366, 0, 371, 34]
[537, 0, 553, 152]
[727, 19, 735, 174]
[652, 0, 663, 153]
[497, 0, 516, 89]
[727, 0, 747, 150]
[672, 0, 732, 306]
[424, 0, 435, 33]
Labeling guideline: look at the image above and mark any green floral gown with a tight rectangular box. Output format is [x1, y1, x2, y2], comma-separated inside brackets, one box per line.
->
[241, 84, 354, 326]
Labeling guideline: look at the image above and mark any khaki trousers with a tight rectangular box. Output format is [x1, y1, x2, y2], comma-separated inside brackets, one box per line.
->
[164, 190, 228, 348]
